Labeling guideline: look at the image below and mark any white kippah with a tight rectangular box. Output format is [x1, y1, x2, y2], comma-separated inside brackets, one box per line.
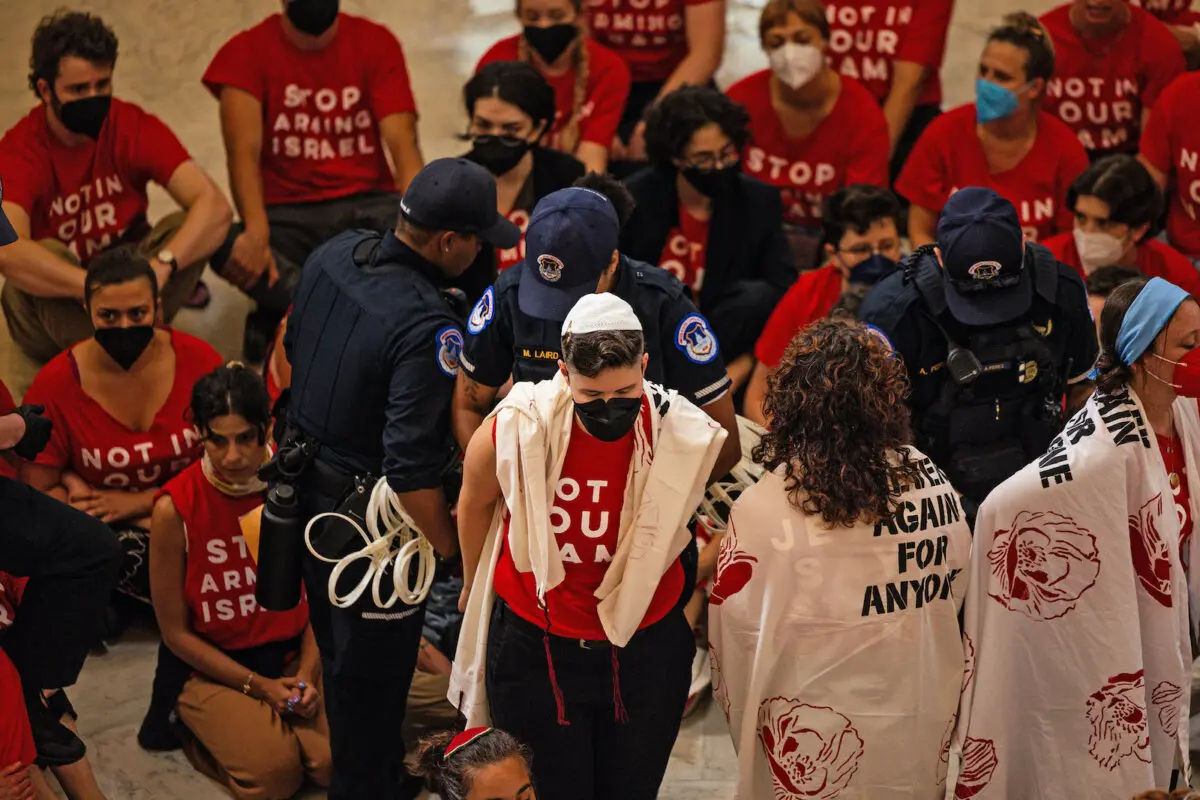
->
[561, 293, 642, 337]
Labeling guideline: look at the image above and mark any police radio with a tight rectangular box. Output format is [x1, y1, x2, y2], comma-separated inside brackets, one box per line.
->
[920, 309, 983, 386]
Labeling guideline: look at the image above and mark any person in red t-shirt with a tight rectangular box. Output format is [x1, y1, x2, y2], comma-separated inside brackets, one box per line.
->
[745, 184, 903, 424]
[1140, 71, 1200, 261]
[586, 0, 727, 171]
[0, 649, 56, 800]
[457, 293, 724, 800]
[824, 0, 954, 180]
[1133, 0, 1200, 65]
[21, 250, 221, 610]
[476, 0, 632, 175]
[0, 11, 232, 364]
[1043, 155, 1200, 298]
[726, 0, 889, 270]
[898, 13, 1091, 246]
[145, 364, 327, 797]
[621, 86, 797, 383]
[203, 2, 423, 363]
[1039, 0, 1184, 157]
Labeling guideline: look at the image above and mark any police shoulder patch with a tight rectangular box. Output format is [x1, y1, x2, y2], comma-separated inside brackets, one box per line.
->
[863, 324, 894, 352]
[467, 286, 495, 335]
[674, 313, 719, 364]
[435, 325, 464, 377]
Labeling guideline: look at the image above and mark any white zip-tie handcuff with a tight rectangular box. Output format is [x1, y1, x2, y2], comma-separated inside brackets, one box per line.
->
[303, 477, 436, 609]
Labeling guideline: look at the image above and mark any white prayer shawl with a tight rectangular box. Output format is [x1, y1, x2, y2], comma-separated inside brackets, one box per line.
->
[949, 389, 1200, 799]
[449, 373, 726, 726]
[710, 447, 971, 800]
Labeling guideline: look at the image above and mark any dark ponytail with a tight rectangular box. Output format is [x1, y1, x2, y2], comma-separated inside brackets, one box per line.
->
[407, 728, 532, 800]
[189, 362, 272, 443]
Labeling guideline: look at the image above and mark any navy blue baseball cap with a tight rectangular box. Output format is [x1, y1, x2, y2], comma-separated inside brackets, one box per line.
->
[937, 187, 1030, 326]
[0, 179, 15, 246]
[399, 158, 520, 249]
[518, 187, 620, 321]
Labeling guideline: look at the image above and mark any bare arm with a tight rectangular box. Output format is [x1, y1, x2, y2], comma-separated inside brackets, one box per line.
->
[743, 361, 771, 427]
[396, 487, 458, 559]
[575, 141, 610, 175]
[159, 161, 233, 267]
[701, 390, 741, 481]
[883, 61, 930, 155]
[378, 112, 424, 193]
[219, 87, 268, 234]
[659, 1, 725, 97]
[452, 373, 500, 451]
[0, 202, 86, 299]
[1140, 153, 1169, 191]
[19, 461, 67, 503]
[458, 422, 502, 610]
[907, 205, 939, 247]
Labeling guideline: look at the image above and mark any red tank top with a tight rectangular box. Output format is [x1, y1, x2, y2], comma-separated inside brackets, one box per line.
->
[161, 462, 308, 651]
[493, 402, 684, 640]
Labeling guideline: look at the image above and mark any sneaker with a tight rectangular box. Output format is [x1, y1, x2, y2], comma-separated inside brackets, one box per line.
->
[24, 690, 86, 767]
[682, 647, 712, 719]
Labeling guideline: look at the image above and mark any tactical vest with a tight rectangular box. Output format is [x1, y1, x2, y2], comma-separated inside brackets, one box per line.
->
[907, 243, 1065, 511]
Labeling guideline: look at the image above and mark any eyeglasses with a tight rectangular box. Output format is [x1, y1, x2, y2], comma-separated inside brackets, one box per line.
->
[838, 241, 900, 258]
[680, 143, 741, 171]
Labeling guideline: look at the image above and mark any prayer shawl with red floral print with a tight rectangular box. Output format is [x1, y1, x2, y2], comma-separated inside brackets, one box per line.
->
[949, 389, 1200, 799]
[709, 446, 972, 800]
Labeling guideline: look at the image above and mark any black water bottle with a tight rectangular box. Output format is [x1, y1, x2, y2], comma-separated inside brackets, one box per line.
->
[256, 483, 304, 611]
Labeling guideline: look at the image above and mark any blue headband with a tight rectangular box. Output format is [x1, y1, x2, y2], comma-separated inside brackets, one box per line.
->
[1116, 277, 1190, 366]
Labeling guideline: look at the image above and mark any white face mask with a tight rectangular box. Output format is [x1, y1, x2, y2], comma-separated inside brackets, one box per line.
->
[1073, 228, 1129, 273]
[768, 42, 825, 90]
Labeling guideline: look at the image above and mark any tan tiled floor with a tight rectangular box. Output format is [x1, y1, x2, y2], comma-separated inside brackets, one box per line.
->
[0, 0, 1053, 796]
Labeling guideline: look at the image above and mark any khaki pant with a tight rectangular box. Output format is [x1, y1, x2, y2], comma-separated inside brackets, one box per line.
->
[403, 669, 459, 752]
[1, 211, 206, 363]
[177, 668, 331, 800]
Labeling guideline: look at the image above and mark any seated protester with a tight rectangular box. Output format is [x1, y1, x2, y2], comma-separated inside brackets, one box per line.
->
[621, 86, 797, 378]
[461, 61, 585, 296]
[950, 277, 1198, 797]
[452, 293, 727, 800]
[898, 13, 1090, 245]
[1140, 71, 1200, 263]
[1040, 0, 1184, 157]
[1132, 0, 1200, 66]
[408, 728, 535, 800]
[1087, 265, 1146, 333]
[1044, 155, 1200, 295]
[710, 318, 970, 800]
[726, 0, 889, 269]
[146, 364, 328, 799]
[745, 184, 902, 425]
[586, 0, 727, 171]
[20, 250, 222, 609]
[0, 10, 232, 364]
[824, 0, 954, 181]
[476, 0, 631, 175]
[0, 650, 57, 800]
[203, 0, 423, 362]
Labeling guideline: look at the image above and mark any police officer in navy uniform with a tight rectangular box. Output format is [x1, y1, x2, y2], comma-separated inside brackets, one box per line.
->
[271, 158, 519, 800]
[452, 180, 742, 478]
[859, 187, 1098, 517]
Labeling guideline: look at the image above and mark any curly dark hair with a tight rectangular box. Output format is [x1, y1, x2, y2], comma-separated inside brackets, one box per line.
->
[643, 85, 751, 167]
[28, 10, 118, 98]
[408, 729, 532, 800]
[753, 318, 921, 527]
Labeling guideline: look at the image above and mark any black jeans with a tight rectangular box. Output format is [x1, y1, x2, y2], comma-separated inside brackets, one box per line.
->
[0, 477, 121, 690]
[299, 477, 426, 800]
[486, 601, 693, 800]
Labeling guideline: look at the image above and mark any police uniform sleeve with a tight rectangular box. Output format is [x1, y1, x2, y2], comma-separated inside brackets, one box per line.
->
[658, 291, 732, 407]
[1058, 274, 1100, 384]
[460, 283, 515, 388]
[381, 319, 462, 492]
[858, 276, 925, 377]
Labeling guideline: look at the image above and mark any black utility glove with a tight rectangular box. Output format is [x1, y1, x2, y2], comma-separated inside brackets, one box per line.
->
[13, 404, 53, 460]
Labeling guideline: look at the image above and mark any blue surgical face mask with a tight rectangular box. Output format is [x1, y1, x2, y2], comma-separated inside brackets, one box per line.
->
[975, 78, 1023, 124]
[847, 253, 896, 285]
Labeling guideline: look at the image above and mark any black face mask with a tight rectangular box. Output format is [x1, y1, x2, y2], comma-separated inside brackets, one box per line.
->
[682, 164, 740, 199]
[286, 0, 340, 37]
[94, 326, 154, 371]
[524, 24, 578, 64]
[574, 397, 642, 442]
[465, 134, 533, 176]
[847, 253, 896, 286]
[56, 94, 111, 140]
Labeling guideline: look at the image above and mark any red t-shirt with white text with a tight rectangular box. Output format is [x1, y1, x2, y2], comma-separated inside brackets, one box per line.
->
[0, 650, 35, 770]
[203, 13, 416, 205]
[727, 70, 889, 227]
[585, 0, 715, 83]
[162, 461, 309, 651]
[754, 263, 843, 368]
[896, 104, 1089, 242]
[26, 329, 223, 489]
[0, 100, 189, 264]
[496, 208, 533, 273]
[476, 36, 631, 151]
[1142, 71, 1200, 258]
[825, 0, 954, 108]
[493, 405, 684, 640]
[657, 203, 709, 294]
[1040, 4, 1185, 154]
[0, 572, 26, 631]
[1042, 231, 1200, 295]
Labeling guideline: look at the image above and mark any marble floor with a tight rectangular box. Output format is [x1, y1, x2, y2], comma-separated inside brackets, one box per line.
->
[0, 0, 1057, 797]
